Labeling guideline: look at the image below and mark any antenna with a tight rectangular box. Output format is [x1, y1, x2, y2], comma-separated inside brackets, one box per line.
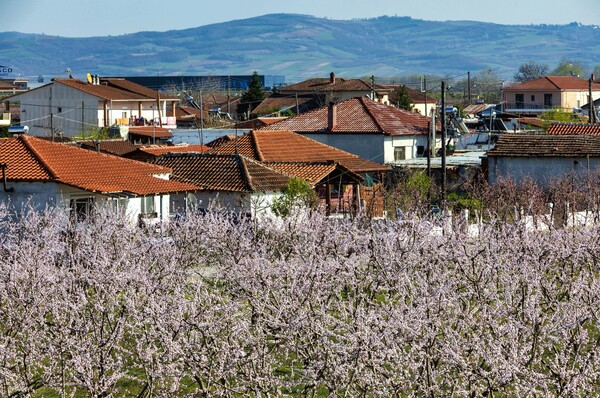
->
[86, 73, 93, 84]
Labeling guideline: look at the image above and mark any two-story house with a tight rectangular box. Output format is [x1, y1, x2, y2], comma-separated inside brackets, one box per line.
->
[3, 77, 179, 137]
[503, 76, 600, 115]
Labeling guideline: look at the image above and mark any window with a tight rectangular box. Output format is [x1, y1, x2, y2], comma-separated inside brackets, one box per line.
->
[141, 196, 155, 214]
[416, 145, 425, 157]
[70, 197, 94, 221]
[515, 94, 524, 109]
[112, 198, 128, 213]
[57, 107, 62, 113]
[531, 95, 535, 102]
[394, 146, 406, 161]
[544, 94, 553, 108]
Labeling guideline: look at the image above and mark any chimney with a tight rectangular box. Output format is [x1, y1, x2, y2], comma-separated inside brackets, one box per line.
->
[330, 72, 336, 85]
[328, 101, 337, 131]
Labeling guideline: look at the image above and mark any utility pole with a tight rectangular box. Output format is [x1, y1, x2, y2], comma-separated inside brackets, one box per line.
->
[421, 76, 428, 121]
[200, 90, 204, 147]
[81, 101, 85, 139]
[467, 71, 471, 104]
[441, 81, 447, 205]
[589, 75, 596, 124]
[370, 75, 375, 100]
[156, 91, 163, 128]
[227, 76, 231, 116]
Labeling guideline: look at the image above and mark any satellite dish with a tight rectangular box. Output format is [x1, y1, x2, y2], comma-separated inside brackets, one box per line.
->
[86, 73, 92, 84]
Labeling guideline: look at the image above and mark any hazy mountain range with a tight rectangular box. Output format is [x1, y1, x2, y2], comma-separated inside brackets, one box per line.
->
[1, 13, 599, 82]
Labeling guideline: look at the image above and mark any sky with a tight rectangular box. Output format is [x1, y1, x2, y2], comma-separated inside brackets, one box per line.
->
[1, 0, 600, 37]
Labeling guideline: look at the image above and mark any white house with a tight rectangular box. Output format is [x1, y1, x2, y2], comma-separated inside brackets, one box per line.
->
[3, 77, 179, 137]
[486, 133, 600, 188]
[0, 135, 197, 221]
[261, 97, 442, 164]
[151, 153, 292, 219]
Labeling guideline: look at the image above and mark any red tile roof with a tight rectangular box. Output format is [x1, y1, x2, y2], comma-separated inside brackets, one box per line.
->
[235, 117, 289, 129]
[152, 154, 291, 192]
[0, 135, 197, 195]
[136, 144, 211, 156]
[503, 76, 600, 91]
[280, 76, 390, 93]
[386, 85, 438, 105]
[261, 96, 436, 135]
[487, 134, 600, 157]
[78, 139, 140, 156]
[252, 94, 319, 115]
[128, 126, 173, 139]
[52, 78, 178, 101]
[546, 123, 600, 135]
[210, 129, 390, 174]
[266, 162, 362, 185]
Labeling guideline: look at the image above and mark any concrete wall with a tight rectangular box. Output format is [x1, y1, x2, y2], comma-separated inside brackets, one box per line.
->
[12, 81, 176, 137]
[487, 156, 600, 187]
[14, 84, 99, 136]
[303, 133, 385, 164]
[170, 191, 280, 219]
[0, 181, 171, 222]
[383, 135, 434, 163]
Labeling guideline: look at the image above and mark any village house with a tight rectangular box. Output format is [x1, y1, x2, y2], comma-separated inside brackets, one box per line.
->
[3, 76, 179, 137]
[209, 129, 390, 216]
[260, 96, 441, 164]
[386, 84, 438, 116]
[152, 153, 292, 219]
[502, 76, 600, 115]
[123, 143, 211, 162]
[278, 72, 392, 105]
[0, 135, 197, 221]
[486, 133, 600, 188]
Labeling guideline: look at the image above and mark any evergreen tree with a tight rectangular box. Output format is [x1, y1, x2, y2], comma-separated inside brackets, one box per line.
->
[395, 85, 413, 111]
[237, 71, 265, 120]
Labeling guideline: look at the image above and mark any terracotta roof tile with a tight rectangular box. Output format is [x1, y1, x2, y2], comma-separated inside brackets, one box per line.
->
[137, 144, 210, 156]
[78, 139, 140, 156]
[386, 85, 437, 104]
[0, 135, 197, 195]
[265, 162, 336, 184]
[252, 94, 320, 115]
[128, 126, 173, 139]
[280, 76, 389, 93]
[52, 78, 176, 101]
[503, 76, 600, 91]
[153, 153, 290, 192]
[261, 96, 435, 135]
[210, 129, 390, 174]
[487, 134, 600, 157]
[547, 123, 600, 135]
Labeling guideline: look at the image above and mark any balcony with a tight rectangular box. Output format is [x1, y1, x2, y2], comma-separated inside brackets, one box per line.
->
[503, 102, 568, 114]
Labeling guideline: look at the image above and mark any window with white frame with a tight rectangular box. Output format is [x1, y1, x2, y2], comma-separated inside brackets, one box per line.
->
[141, 196, 155, 214]
[394, 146, 406, 161]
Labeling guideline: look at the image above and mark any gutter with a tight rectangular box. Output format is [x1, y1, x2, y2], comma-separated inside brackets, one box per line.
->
[0, 163, 14, 192]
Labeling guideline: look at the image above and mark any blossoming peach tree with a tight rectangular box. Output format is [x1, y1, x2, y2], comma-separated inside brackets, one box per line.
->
[0, 202, 598, 397]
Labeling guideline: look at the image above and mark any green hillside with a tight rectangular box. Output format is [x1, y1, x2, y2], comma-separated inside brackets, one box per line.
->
[1, 14, 599, 81]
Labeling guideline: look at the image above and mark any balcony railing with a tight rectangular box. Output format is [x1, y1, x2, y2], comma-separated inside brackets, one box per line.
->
[504, 103, 570, 113]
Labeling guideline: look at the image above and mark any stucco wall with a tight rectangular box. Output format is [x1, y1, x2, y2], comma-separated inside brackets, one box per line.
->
[171, 191, 280, 220]
[0, 181, 171, 222]
[302, 133, 385, 164]
[487, 156, 600, 187]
